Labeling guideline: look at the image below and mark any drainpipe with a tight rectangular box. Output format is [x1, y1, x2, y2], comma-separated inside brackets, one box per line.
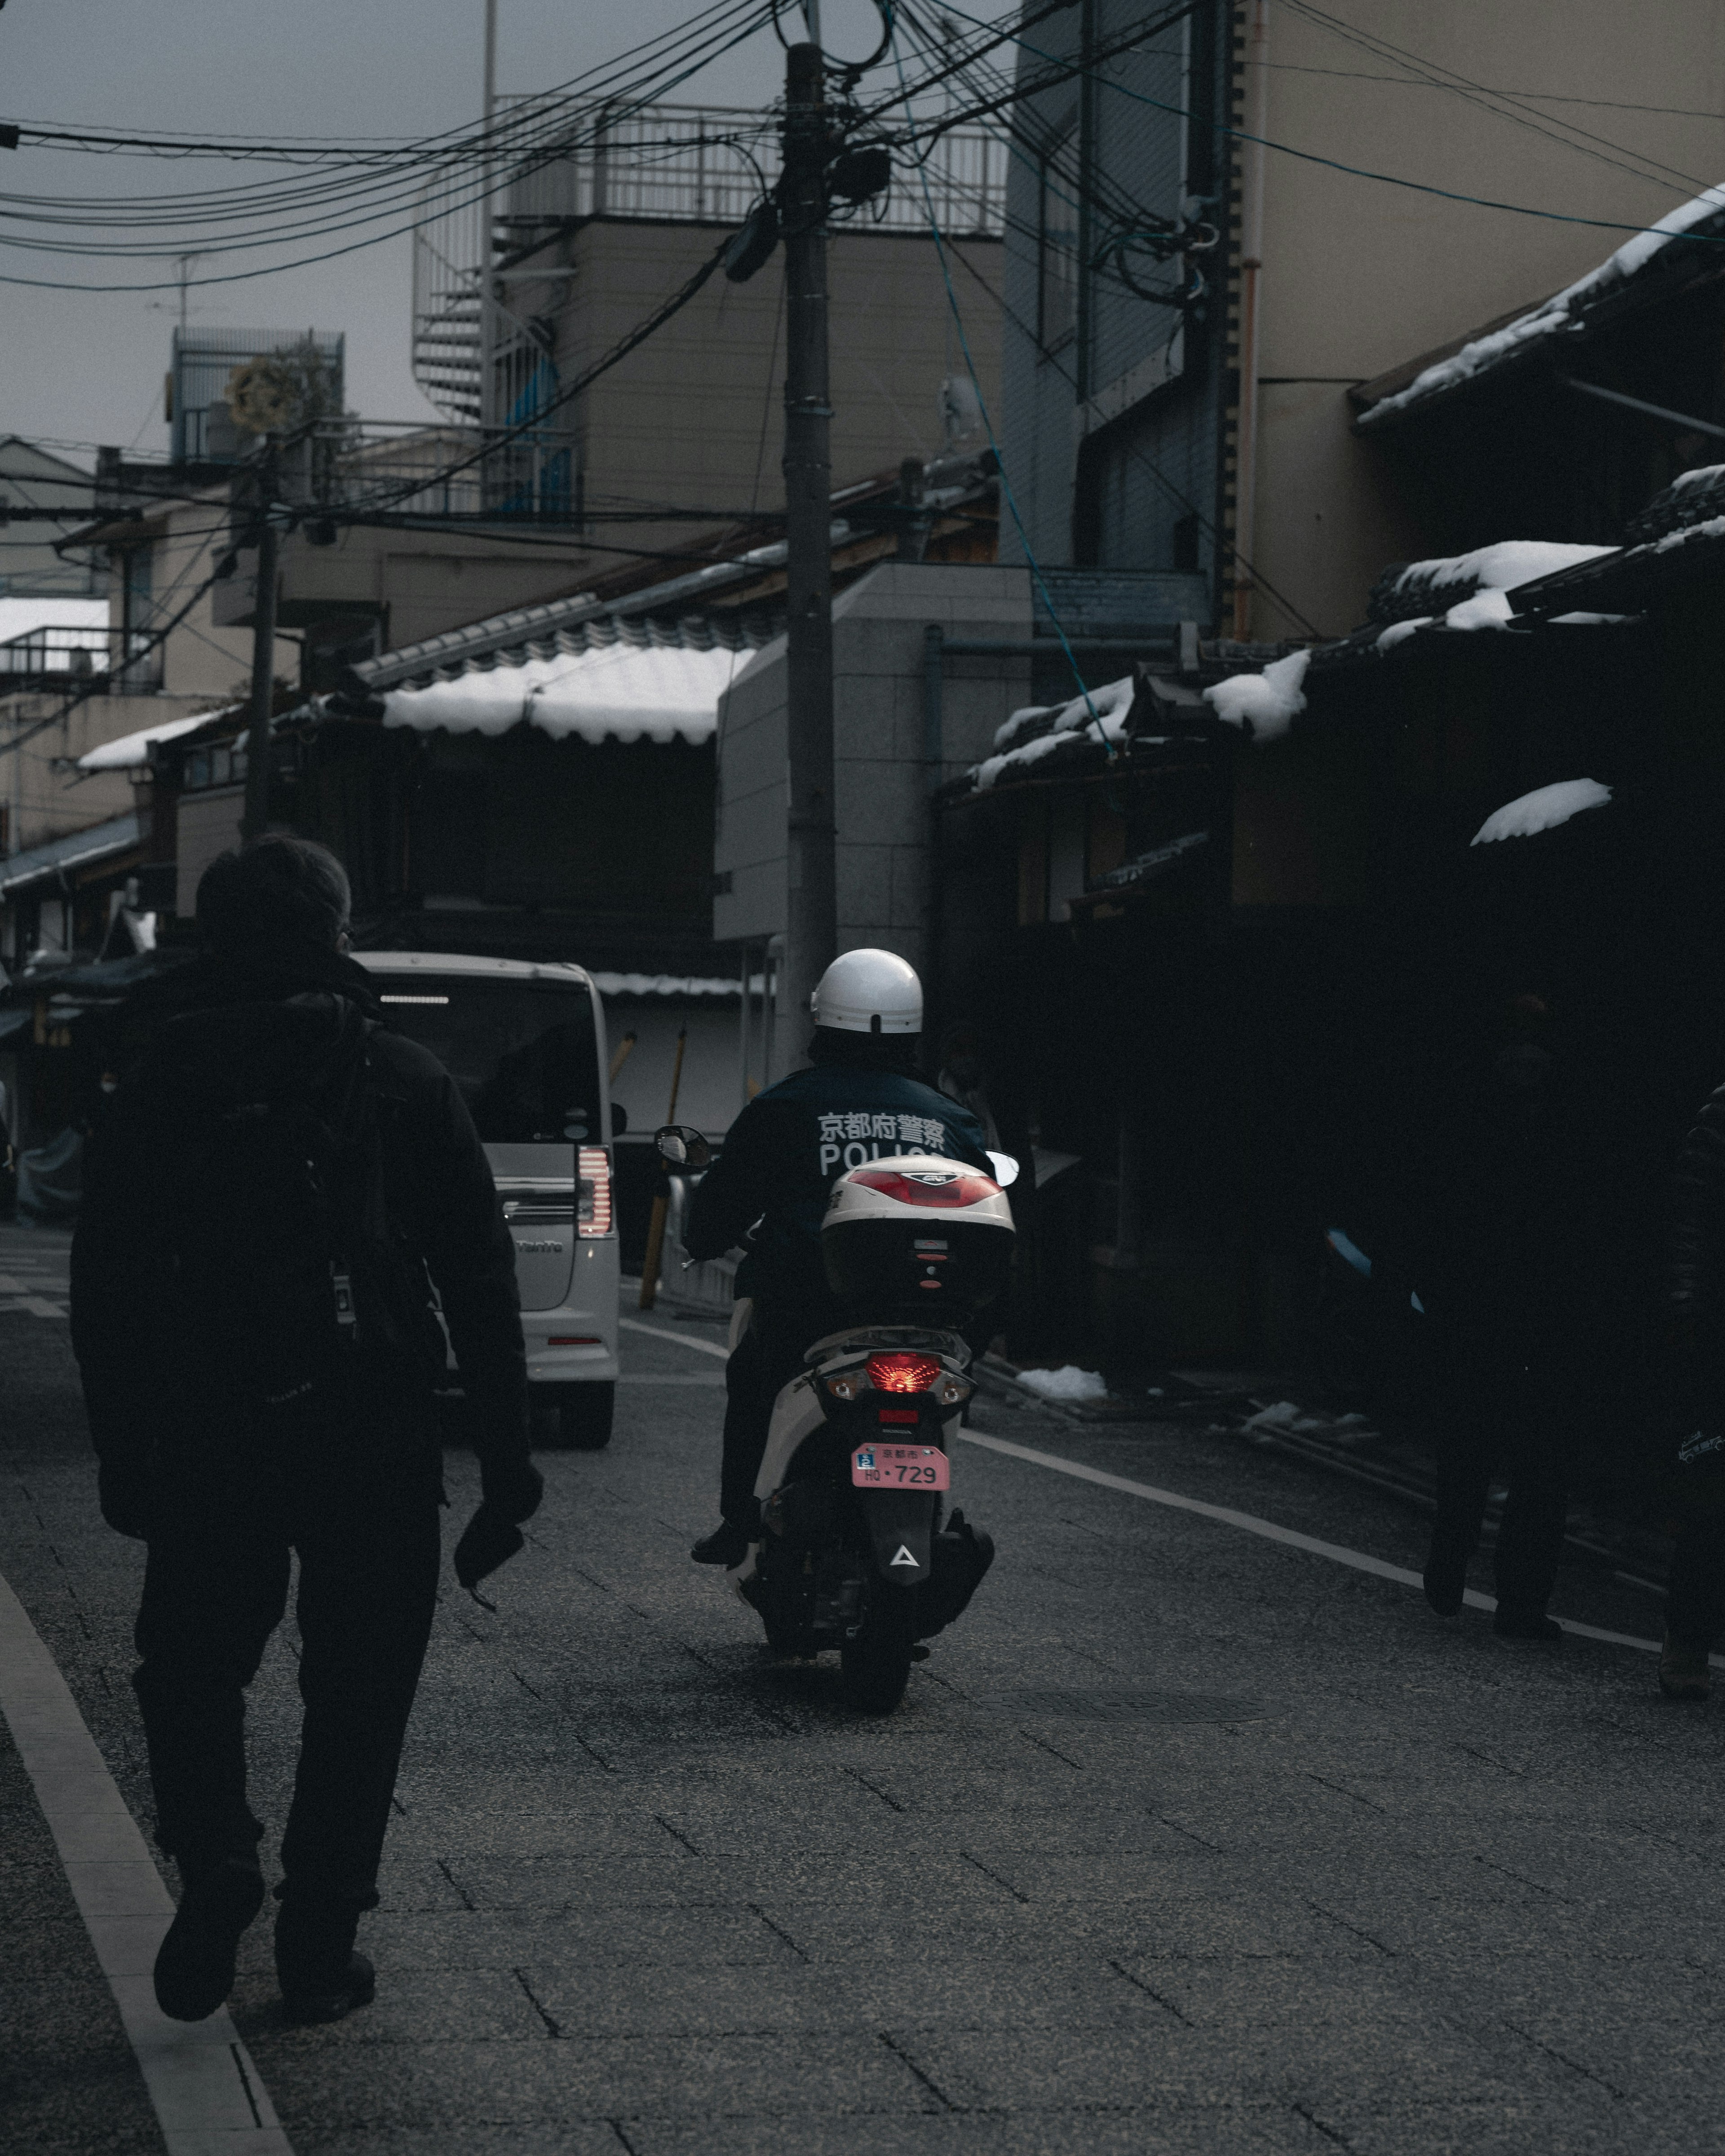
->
[1230, 0, 1269, 640]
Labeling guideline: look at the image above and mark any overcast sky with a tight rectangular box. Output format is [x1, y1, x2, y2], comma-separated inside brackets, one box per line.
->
[1, 0, 995, 465]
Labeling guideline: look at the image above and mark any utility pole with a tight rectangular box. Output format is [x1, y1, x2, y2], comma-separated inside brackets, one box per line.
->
[779, 38, 838, 1048]
[239, 443, 280, 842]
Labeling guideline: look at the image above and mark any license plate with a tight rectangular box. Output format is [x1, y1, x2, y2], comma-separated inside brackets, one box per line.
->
[851, 1444, 950, 1490]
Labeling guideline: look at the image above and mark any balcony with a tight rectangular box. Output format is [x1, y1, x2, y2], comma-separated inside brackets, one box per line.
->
[0, 623, 163, 698]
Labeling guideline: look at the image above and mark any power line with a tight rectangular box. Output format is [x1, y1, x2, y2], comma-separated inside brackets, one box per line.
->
[1246, 58, 1725, 124]
[889, 28, 1104, 740]
[0, 4, 781, 291]
[916, 0, 1725, 250]
[893, 5, 1323, 638]
[1278, 0, 1709, 204]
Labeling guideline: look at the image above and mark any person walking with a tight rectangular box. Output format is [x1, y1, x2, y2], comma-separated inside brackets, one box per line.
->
[681, 950, 991, 1568]
[1415, 993, 1602, 1640]
[71, 835, 541, 2024]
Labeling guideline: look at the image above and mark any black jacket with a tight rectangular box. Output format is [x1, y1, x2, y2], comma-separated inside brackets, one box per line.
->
[1670, 1080, 1725, 1332]
[71, 946, 527, 1476]
[685, 1060, 991, 1325]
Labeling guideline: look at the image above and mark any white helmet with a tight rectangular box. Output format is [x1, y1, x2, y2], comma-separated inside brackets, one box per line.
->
[811, 948, 922, 1035]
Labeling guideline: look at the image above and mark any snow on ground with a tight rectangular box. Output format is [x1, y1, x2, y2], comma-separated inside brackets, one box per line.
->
[1017, 1365, 1110, 1404]
[1361, 181, 1725, 423]
[1470, 778, 1613, 846]
[1203, 648, 1310, 743]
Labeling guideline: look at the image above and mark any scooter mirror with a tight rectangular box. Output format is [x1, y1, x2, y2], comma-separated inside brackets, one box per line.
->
[655, 1123, 712, 1171]
[986, 1150, 1021, 1188]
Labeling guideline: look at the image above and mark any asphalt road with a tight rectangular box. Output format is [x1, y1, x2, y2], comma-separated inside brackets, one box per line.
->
[5, 1216, 1725, 2155]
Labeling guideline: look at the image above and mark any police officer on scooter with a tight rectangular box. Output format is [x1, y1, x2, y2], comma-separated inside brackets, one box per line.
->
[684, 950, 992, 1567]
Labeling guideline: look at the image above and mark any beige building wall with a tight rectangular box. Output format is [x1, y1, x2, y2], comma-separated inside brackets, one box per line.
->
[1245, 0, 1725, 639]
[513, 220, 1001, 556]
[714, 560, 1030, 1082]
[0, 685, 178, 857]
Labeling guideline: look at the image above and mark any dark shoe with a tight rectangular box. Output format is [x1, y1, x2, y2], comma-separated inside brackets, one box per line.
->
[690, 1520, 750, 1567]
[1492, 1607, 1563, 1642]
[1423, 1550, 1466, 1618]
[1659, 1631, 1712, 1701]
[275, 1899, 372, 2024]
[281, 1950, 376, 2026]
[153, 1858, 265, 2022]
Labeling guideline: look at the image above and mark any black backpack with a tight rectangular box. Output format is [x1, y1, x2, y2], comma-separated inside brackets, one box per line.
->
[153, 999, 442, 1422]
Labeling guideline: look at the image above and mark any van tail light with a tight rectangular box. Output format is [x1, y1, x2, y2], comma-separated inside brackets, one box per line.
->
[867, 1352, 942, 1394]
[577, 1147, 613, 1237]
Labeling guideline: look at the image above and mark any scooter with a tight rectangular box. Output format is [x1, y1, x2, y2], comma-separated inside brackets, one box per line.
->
[656, 1129, 1013, 1713]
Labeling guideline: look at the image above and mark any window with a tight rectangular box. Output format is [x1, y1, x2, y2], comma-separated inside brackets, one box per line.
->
[1037, 122, 1079, 351]
[373, 978, 602, 1145]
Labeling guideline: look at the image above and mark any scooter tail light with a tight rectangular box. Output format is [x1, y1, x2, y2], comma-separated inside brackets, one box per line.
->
[867, 1352, 942, 1394]
[577, 1146, 613, 1237]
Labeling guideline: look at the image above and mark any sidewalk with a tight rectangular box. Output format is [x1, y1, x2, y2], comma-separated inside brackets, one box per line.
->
[4, 1286, 1724, 2153]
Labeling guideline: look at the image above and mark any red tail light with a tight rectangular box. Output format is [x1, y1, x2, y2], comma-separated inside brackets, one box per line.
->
[867, 1352, 941, 1394]
[577, 1146, 613, 1237]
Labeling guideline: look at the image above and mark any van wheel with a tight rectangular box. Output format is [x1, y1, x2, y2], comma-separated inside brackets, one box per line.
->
[534, 1383, 615, 1451]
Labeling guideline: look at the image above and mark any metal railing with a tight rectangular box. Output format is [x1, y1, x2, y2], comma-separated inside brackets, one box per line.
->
[411, 98, 1007, 425]
[0, 624, 162, 697]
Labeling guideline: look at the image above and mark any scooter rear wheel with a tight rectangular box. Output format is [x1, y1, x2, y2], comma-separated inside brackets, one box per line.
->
[840, 1586, 917, 1714]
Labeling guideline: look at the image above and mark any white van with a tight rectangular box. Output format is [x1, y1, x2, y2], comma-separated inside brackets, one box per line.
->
[352, 952, 620, 1448]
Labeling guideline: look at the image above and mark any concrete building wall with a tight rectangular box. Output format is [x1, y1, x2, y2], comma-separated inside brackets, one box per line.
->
[0, 687, 203, 859]
[1247, 0, 1725, 637]
[1001, 0, 1725, 638]
[174, 784, 245, 917]
[508, 220, 1002, 550]
[713, 561, 1031, 1075]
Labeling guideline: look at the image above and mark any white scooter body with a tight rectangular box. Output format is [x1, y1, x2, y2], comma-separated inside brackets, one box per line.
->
[726, 1325, 965, 1590]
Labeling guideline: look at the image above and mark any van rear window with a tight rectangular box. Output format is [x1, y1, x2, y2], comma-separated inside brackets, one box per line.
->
[374, 979, 601, 1144]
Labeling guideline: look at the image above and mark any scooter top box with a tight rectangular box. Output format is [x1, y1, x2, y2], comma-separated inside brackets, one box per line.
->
[822, 1154, 1015, 1323]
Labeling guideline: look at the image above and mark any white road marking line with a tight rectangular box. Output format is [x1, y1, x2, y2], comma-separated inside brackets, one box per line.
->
[618, 1316, 730, 1361]
[959, 1427, 1705, 1664]
[0, 1568, 293, 2154]
[0, 1295, 67, 1317]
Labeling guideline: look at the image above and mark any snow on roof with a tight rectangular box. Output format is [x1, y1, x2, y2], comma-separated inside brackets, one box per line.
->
[379, 640, 744, 746]
[76, 705, 236, 772]
[1471, 778, 1612, 846]
[589, 971, 744, 998]
[971, 676, 1135, 789]
[1361, 182, 1725, 425]
[1203, 648, 1310, 743]
[0, 811, 140, 893]
[1392, 541, 1615, 599]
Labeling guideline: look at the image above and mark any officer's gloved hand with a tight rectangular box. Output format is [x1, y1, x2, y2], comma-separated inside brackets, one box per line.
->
[454, 1455, 544, 1608]
[97, 1457, 154, 1541]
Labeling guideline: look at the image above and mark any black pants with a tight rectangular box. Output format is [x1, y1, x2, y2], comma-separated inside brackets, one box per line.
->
[133, 1454, 441, 1911]
[1429, 1338, 1583, 1616]
[719, 1306, 826, 1526]
[1668, 1512, 1725, 1650]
